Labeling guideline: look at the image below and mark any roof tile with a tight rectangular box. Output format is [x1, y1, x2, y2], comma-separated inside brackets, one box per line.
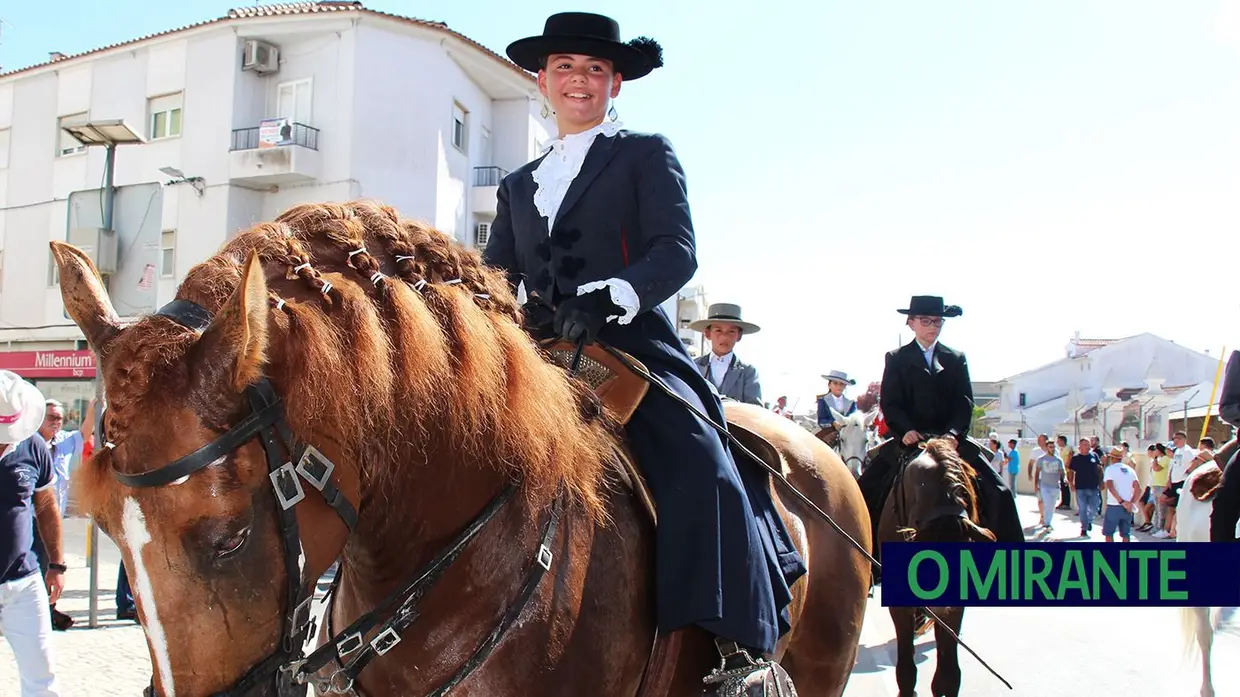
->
[0, 2, 529, 83]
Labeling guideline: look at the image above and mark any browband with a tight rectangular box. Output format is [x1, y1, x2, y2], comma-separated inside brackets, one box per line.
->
[155, 298, 214, 331]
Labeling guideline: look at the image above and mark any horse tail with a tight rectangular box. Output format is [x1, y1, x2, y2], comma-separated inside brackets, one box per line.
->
[1179, 605, 1215, 660]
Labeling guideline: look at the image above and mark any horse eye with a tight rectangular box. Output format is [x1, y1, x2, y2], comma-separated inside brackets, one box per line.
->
[216, 527, 250, 558]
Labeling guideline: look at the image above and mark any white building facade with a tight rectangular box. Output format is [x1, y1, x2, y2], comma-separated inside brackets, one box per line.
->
[0, 2, 554, 421]
[987, 332, 1221, 445]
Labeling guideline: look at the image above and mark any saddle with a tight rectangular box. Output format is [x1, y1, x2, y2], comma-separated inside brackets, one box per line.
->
[538, 339, 792, 522]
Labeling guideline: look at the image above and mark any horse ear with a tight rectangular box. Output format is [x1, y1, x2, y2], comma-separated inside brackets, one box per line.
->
[50, 241, 122, 355]
[829, 406, 845, 423]
[864, 408, 878, 428]
[197, 252, 269, 393]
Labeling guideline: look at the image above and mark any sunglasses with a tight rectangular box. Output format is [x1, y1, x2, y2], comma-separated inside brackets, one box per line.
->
[914, 317, 944, 327]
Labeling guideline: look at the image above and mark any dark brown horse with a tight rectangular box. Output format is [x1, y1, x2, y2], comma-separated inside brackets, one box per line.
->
[877, 439, 996, 697]
[52, 200, 871, 697]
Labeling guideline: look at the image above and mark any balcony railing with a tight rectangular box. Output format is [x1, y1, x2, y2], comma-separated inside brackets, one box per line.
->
[230, 122, 320, 152]
[472, 166, 509, 187]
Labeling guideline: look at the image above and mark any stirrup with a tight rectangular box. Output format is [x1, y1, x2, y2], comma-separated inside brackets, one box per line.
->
[702, 639, 797, 697]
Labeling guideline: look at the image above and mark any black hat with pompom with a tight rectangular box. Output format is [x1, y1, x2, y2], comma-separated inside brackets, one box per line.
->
[506, 12, 664, 80]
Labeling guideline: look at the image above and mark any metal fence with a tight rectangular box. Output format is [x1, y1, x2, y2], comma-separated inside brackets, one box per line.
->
[472, 166, 509, 187]
[230, 122, 320, 151]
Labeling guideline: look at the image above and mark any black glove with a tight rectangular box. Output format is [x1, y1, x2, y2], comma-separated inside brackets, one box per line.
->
[553, 288, 623, 345]
[520, 294, 557, 340]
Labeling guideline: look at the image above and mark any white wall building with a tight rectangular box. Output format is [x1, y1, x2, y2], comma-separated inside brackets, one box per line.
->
[674, 284, 709, 358]
[987, 332, 1220, 445]
[0, 1, 553, 419]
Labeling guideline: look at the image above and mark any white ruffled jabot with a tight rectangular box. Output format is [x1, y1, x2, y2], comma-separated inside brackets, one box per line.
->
[532, 120, 622, 230]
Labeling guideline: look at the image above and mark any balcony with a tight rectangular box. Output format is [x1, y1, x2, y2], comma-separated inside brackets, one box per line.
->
[470, 166, 508, 216]
[228, 121, 321, 189]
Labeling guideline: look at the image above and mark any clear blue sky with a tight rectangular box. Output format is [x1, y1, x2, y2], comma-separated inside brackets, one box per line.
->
[3, 1, 1238, 409]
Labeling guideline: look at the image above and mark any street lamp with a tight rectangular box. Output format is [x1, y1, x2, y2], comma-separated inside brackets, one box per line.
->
[58, 118, 144, 630]
[60, 119, 146, 241]
[159, 165, 206, 197]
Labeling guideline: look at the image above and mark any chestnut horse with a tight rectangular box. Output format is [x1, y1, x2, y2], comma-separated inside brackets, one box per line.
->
[52, 200, 870, 697]
[877, 439, 996, 697]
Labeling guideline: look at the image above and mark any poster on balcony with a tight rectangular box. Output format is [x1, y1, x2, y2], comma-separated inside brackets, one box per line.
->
[258, 117, 293, 148]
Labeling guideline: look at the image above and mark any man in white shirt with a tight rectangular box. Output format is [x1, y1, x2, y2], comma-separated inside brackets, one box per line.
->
[1164, 430, 1197, 538]
[1102, 446, 1141, 542]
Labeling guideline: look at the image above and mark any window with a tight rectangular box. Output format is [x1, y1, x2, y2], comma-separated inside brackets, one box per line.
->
[0, 129, 9, 169]
[48, 252, 59, 287]
[160, 230, 176, 278]
[148, 93, 183, 140]
[1018, 392, 1027, 407]
[276, 79, 312, 123]
[475, 222, 490, 248]
[451, 102, 467, 152]
[57, 113, 87, 157]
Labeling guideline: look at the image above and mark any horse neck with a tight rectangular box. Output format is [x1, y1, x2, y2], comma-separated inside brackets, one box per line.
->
[269, 360, 517, 586]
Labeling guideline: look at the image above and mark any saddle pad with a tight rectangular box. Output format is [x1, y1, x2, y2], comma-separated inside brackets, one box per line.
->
[539, 340, 650, 425]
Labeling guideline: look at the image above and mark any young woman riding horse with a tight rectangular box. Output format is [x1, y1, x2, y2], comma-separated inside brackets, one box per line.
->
[50, 21, 870, 697]
[488, 11, 835, 693]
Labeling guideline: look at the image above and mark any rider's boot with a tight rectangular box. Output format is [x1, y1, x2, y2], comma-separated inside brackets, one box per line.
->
[702, 638, 798, 697]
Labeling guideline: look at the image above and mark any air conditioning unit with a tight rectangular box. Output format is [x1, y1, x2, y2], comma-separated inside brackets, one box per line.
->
[241, 39, 280, 75]
[67, 227, 118, 275]
[475, 222, 491, 249]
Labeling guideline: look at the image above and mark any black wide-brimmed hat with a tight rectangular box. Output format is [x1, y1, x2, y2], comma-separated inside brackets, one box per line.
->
[897, 295, 963, 318]
[506, 12, 664, 80]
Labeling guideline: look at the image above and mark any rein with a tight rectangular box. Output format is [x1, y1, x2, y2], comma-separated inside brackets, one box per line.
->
[112, 299, 562, 697]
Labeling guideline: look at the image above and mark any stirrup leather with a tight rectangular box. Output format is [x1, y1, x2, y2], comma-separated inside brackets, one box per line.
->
[702, 640, 797, 697]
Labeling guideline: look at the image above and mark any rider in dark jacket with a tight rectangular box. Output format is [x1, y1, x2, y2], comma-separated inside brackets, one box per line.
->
[486, 12, 805, 692]
[856, 296, 1024, 581]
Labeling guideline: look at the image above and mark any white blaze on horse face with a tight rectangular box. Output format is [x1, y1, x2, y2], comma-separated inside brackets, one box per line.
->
[834, 409, 872, 475]
[122, 496, 177, 697]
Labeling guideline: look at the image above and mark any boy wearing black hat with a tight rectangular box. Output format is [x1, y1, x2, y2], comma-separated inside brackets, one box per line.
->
[857, 296, 1024, 582]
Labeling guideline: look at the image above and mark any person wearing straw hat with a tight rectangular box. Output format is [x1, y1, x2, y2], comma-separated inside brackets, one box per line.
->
[0, 370, 65, 695]
[856, 296, 1024, 582]
[689, 302, 763, 406]
[486, 12, 805, 690]
[816, 370, 857, 438]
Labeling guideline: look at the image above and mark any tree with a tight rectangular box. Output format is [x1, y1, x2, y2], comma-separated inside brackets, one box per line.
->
[969, 405, 990, 439]
[856, 381, 881, 412]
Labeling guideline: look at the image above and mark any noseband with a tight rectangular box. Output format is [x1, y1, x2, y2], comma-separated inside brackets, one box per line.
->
[117, 299, 563, 696]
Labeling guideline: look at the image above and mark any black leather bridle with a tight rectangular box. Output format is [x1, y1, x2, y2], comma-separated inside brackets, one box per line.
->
[111, 299, 562, 696]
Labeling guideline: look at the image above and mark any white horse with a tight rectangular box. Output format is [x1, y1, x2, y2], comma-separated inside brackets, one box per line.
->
[1176, 460, 1238, 697]
[829, 406, 877, 477]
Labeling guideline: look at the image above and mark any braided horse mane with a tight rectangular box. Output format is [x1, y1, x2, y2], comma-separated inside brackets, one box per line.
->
[896, 438, 997, 543]
[75, 200, 618, 522]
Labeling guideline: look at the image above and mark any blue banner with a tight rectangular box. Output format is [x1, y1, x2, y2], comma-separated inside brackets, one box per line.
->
[880, 543, 1240, 607]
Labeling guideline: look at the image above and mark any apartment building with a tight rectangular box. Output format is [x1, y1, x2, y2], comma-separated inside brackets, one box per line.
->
[0, 1, 553, 420]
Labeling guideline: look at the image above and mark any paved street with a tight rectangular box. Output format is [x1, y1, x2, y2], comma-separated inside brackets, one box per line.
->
[3, 499, 1237, 696]
[845, 494, 1240, 697]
